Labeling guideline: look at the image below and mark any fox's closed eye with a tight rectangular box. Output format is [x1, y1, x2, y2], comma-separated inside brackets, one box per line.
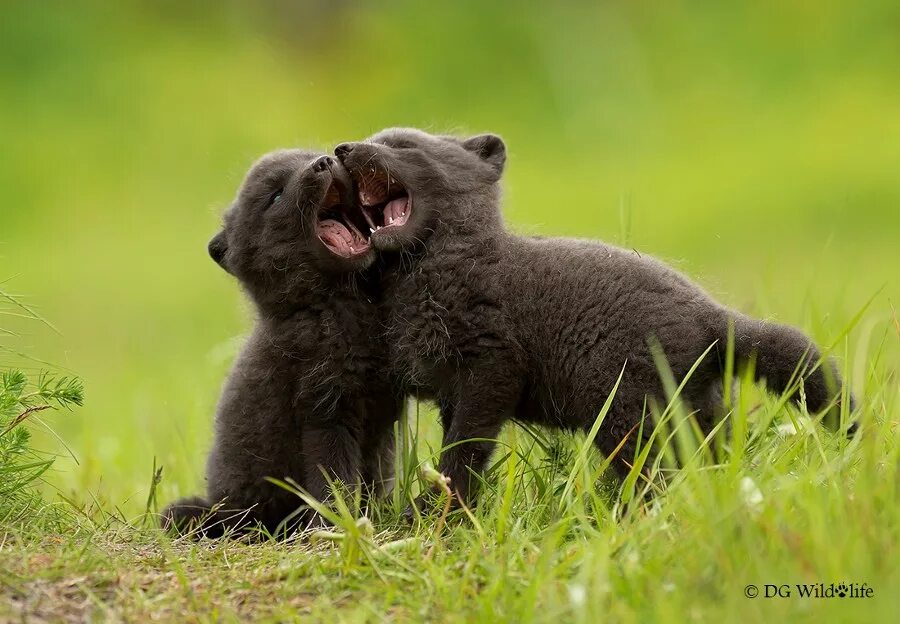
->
[267, 189, 283, 207]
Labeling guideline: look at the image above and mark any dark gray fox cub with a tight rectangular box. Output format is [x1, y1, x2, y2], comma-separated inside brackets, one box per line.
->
[161, 150, 399, 537]
[335, 128, 855, 508]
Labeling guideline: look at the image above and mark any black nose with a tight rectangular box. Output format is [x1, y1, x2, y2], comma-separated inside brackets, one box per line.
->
[313, 155, 333, 172]
[208, 234, 227, 265]
[334, 143, 354, 160]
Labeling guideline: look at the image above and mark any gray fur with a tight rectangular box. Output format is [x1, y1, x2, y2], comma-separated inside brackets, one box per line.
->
[336, 128, 854, 507]
[161, 150, 399, 537]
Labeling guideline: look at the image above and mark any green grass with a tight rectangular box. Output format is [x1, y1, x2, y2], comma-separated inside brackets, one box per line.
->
[1, 0, 898, 621]
[1, 334, 896, 621]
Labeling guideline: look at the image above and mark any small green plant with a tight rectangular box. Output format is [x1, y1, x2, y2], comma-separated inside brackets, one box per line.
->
[0, 370, 83, 497]
[1, 286, 84, 520]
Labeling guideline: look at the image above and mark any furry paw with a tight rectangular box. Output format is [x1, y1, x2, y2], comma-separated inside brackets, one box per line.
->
[400, 499, 424, 524]
[160, 496, 216, 537]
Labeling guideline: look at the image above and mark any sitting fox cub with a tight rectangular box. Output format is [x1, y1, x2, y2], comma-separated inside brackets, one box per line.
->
[162, 150, 398, 537]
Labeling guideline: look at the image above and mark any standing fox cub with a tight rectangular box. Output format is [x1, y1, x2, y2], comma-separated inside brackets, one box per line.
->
[335, 128, 855, 508]
[162, 150, 398, 537]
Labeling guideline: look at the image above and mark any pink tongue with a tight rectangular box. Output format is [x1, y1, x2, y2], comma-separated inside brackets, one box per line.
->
[383, 196, 408, 224]
[317, 219, 353, 254]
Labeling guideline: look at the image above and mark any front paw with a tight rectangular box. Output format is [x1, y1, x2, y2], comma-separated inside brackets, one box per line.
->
[401, 495, 430, 523]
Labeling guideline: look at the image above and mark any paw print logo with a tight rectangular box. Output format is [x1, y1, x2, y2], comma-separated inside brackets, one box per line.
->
[836, 583, 849, 597]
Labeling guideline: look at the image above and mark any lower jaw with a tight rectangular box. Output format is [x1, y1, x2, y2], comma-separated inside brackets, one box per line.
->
[340, 250, 372, 261]
[318, 241, 372, 261]
[370, 231, 405, 251]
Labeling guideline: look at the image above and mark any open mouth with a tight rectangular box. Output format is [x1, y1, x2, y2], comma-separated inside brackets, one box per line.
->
[354, 165, 412, 236]
[315, 179, 372, 259]
[316, 163, 412, 257]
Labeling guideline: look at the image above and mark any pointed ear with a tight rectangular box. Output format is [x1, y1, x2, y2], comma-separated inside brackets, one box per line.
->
[461, 133, 506, 178]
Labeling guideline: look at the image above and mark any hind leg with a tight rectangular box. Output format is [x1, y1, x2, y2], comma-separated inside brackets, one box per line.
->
[593, 398, 655, 482]
[687, 382, 733, 436]
[205, 430, 311, 537]
[681, 381, 737, 464]
[160, 496, 217, 537]
[164, 423, 310, 540]
[159, 496, 259, 538]
[594, 385, 718, 482]
[201, 395, 312, 536]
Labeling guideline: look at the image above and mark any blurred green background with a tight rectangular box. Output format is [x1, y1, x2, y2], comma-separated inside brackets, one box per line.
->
[1, 0, 897, 512]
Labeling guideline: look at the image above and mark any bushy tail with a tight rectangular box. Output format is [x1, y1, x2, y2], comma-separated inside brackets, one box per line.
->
[726, 314, 856, 432]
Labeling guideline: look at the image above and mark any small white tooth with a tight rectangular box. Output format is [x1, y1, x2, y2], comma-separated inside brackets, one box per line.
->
[369, 227, 375, 234]
[401, 211, 406, 217]
[389, 217, 394, 224]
